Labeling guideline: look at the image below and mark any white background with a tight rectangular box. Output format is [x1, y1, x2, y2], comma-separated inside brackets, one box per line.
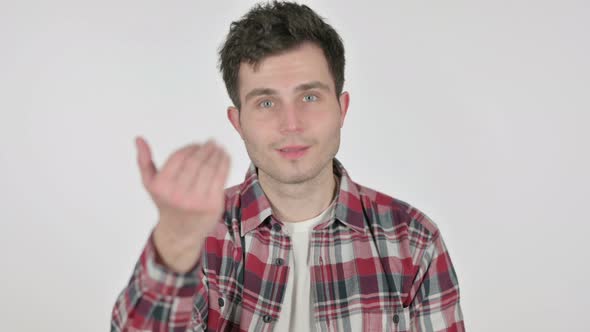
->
[1, 0, 588, 331]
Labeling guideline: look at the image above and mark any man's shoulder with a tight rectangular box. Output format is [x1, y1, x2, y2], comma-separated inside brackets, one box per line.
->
[222, 184, 243, 213]
[354, 181, 441, 239]
[224, 183, 242, 199]
[200, 185, 242, 241]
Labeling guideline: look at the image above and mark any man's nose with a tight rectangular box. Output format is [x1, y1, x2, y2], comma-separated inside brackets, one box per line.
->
[279, 104, 304, 134]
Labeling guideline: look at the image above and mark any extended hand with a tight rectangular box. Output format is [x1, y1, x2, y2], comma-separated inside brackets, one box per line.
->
[135, 136, 230, 273]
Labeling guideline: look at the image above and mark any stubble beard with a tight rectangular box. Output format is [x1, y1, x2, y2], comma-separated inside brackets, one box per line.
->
[247, 136, 340, 186]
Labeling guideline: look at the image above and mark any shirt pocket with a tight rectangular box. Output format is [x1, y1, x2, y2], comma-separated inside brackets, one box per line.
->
[212, 241, 243, 329]
[364, 307, 411, 332]
[209, 286, 242, 331]
[392, 307, 412, 331]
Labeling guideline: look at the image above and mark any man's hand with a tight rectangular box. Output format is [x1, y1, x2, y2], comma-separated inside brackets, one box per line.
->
[135, 136, 230, 273]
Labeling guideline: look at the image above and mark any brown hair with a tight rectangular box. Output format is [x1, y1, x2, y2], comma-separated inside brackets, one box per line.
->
[218, 1, 345, 109]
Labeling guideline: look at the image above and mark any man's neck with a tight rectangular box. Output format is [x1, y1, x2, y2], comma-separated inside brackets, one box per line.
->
[258, 162, 337, 223]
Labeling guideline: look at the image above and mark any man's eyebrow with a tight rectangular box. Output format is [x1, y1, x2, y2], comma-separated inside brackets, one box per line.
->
[244, 88, 278, 103]
[243, 81, 331, 103]
[295, 81, 331, 92]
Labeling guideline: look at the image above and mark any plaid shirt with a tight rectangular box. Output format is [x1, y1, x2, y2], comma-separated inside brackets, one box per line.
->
[112, 159, 465, 331]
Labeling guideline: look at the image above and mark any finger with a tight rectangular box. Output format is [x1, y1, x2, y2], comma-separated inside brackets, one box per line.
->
[187, 145, 224, 198]
[174, 140, 217, 192]
[159, 144, 201, 184]
[205, 148, 230, 198]
[135, 136, 157, 189]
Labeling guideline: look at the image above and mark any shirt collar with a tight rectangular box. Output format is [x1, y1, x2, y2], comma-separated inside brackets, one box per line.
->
[239, 158, 367, 237]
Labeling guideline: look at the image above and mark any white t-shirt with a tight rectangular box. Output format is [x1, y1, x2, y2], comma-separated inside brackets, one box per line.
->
[273, 202, 335, 332]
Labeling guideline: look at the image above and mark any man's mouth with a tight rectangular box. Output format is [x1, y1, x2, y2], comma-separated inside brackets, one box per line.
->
[279, 146, 308, 152]
[277, 145, 310, 159]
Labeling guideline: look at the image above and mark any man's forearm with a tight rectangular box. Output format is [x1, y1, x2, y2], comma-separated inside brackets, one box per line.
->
[111, 233, 204, 331]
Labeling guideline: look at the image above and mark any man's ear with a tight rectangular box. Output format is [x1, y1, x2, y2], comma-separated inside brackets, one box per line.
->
[338, 91, 350, 128]
[227, 106, 244, 139]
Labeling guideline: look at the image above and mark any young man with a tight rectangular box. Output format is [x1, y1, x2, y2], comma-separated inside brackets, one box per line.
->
[111, 2, 464, 331]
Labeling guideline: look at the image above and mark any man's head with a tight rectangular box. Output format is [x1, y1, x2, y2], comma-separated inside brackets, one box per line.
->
[220, 1, 349, 186]
[219, 1, 345, 110]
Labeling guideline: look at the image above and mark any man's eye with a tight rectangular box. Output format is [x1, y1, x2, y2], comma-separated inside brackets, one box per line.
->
[303, 95, 318, 102]
[259, 100, 274, 108]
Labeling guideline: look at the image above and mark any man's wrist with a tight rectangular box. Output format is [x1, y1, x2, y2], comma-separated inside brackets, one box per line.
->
[152, 225, 207, 274]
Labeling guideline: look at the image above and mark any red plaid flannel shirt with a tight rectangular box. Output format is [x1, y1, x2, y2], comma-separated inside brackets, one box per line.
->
[112, 159, 465, 331]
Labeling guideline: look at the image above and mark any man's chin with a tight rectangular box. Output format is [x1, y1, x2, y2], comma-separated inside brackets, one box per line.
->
[266, 167, 310, 184]
[253, 152, 329, 185]
[259, 164, 312, 185]
[279, 174, 313, 185]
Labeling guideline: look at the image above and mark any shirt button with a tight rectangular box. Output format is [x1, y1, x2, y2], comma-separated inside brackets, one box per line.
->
[275, 258, 284, 266]
[263, 314, 273, 323]
[272, 223, 282, 232]
[218, 297, 224, 307]
[393, 314, 400, 324]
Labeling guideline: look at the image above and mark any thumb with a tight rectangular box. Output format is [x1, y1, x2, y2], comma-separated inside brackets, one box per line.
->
[135, 136, 157, 190]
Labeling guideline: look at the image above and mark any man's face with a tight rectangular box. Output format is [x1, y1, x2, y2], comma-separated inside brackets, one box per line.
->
[227, 42, 349, 185]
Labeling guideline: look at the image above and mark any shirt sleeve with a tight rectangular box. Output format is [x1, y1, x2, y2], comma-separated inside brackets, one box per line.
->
[407, 231, 465, 331]
[110, 231, 209, 332]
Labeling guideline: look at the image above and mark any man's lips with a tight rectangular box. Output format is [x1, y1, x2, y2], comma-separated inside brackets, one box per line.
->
[276, 145, 310, 159]
[278, 145, 309, 152]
